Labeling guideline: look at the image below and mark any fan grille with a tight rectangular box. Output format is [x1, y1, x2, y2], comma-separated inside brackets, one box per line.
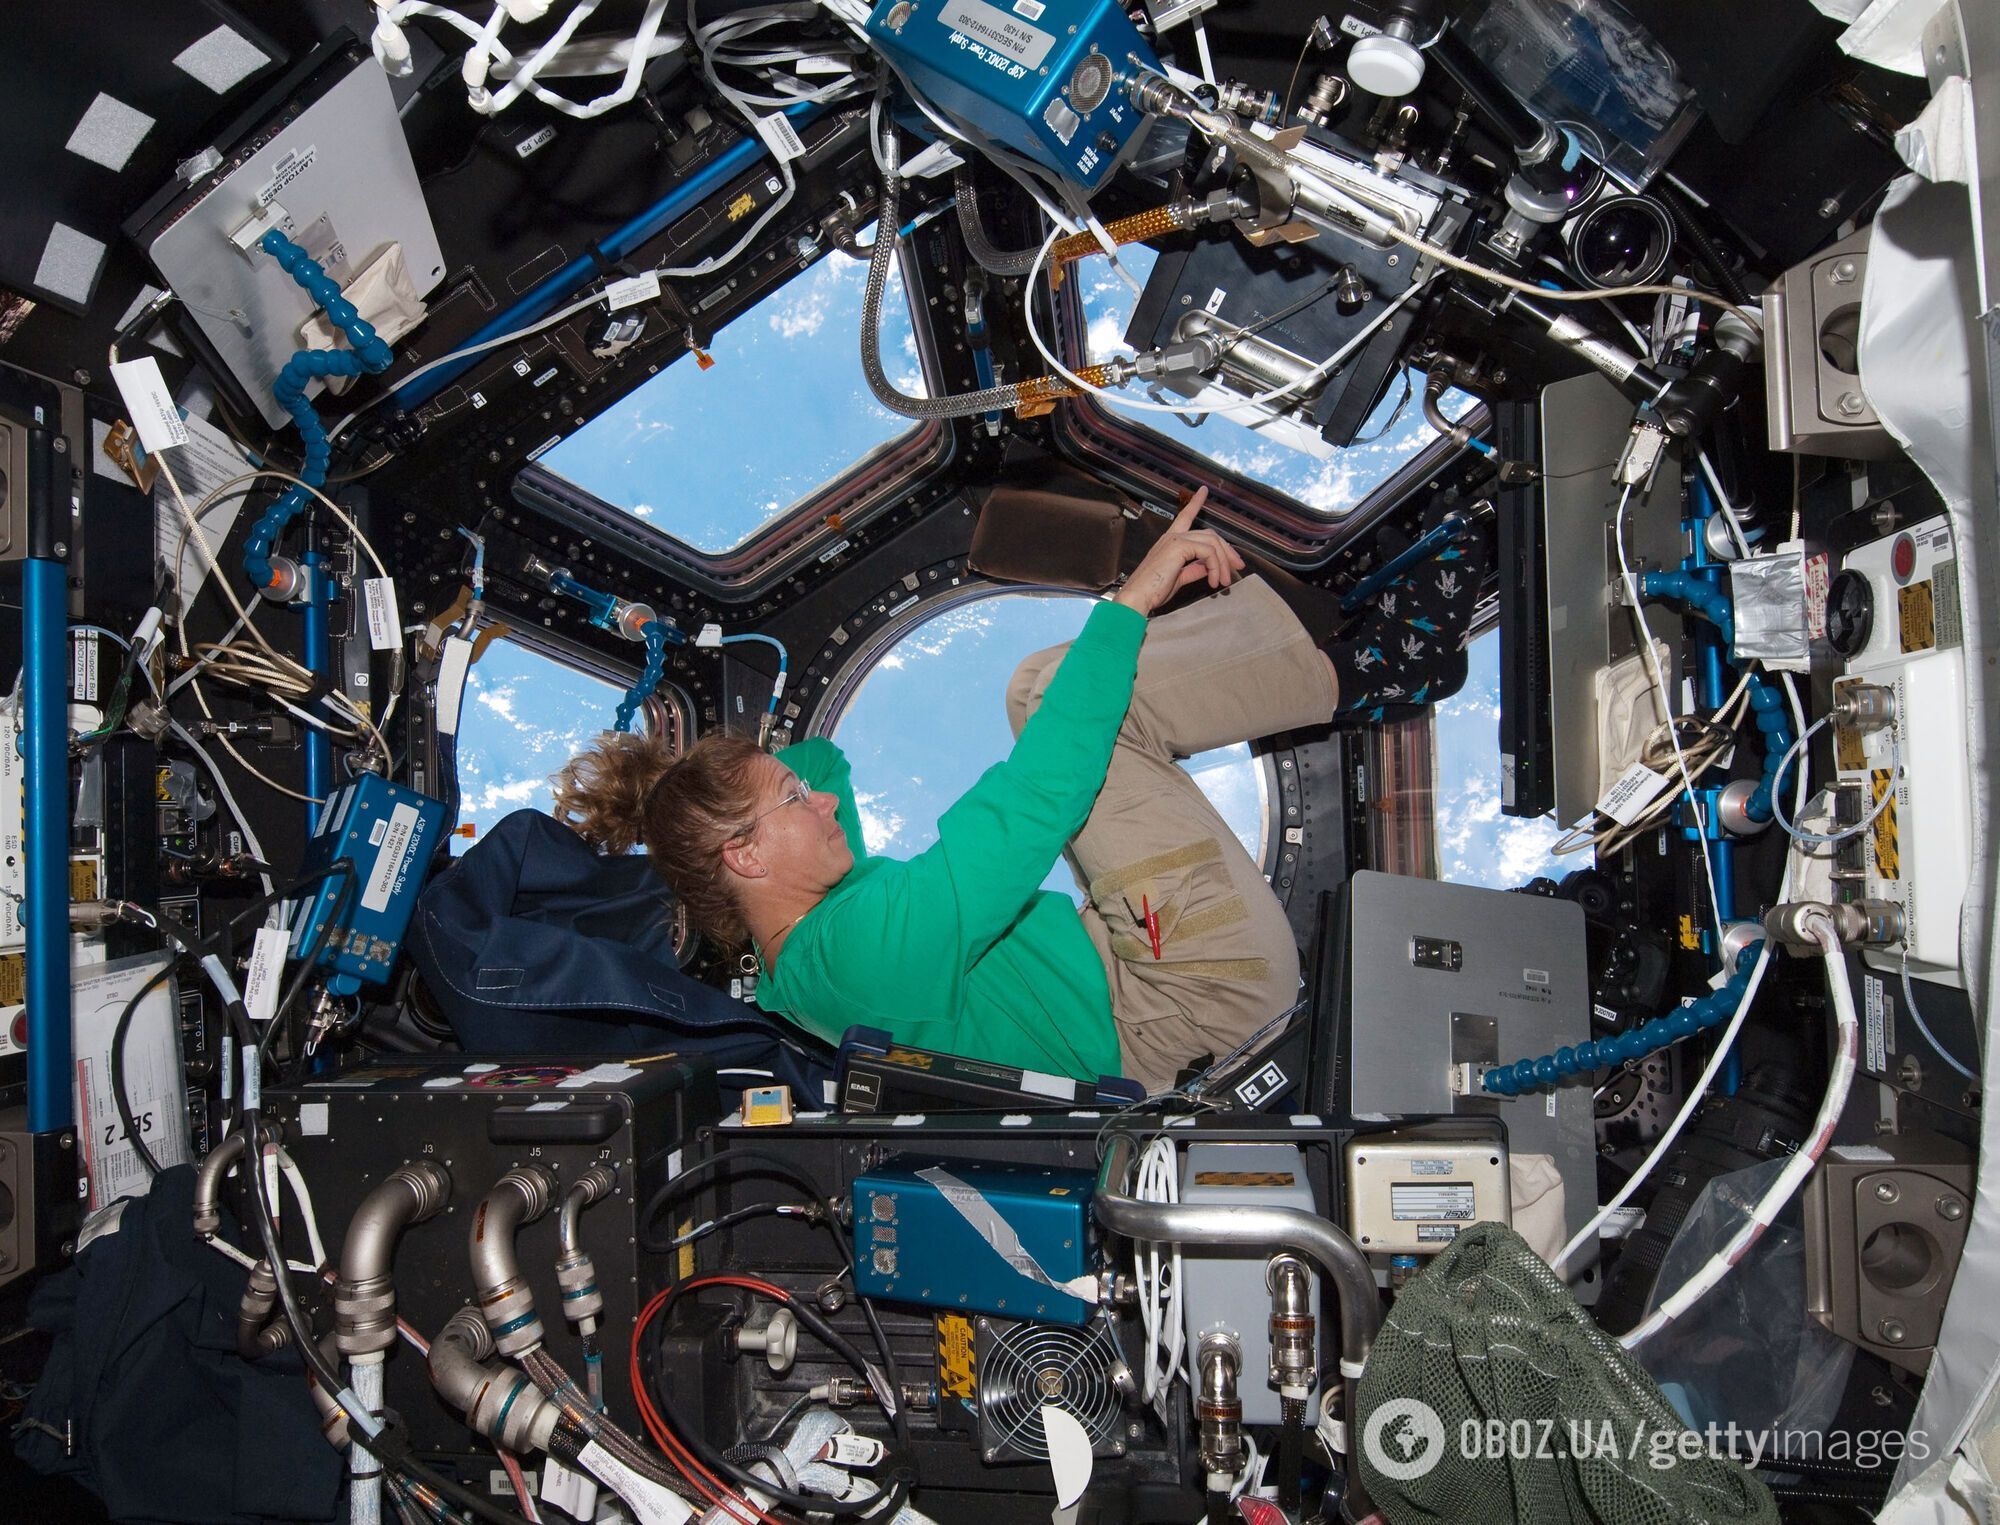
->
[975, 1320, 1125, 1463]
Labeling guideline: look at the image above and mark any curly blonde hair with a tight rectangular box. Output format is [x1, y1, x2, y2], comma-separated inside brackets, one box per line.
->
[550, 730, 770, 952]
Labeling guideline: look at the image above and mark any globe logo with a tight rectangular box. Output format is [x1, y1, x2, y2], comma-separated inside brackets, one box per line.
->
[1363, 1397, 1446, 1482]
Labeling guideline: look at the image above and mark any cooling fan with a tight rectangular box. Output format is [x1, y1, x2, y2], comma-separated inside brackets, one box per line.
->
[974, 1317, 1129, 1465]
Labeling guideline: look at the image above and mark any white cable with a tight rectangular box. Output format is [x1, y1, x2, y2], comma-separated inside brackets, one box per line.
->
[1901, 951, 1981, 1082]
[1621, 918, 1859, 1348]
[329, 286, 610, 443]
[201, 1235, 319, 1276]
[1191, 20, 1217, 85]
[1614, 483, 1727, 948]
[1134, 1136, 1185, 1403]
[1696, 452, 1752, 559]
[374, 0, 683, 119]
[165, 719, 279, 907]
[1552, 667, 1813, 1277]
[276, 1146, 330, 1270]
[1024, 225, 1436, 419]
[1769, 716, 1901, 845]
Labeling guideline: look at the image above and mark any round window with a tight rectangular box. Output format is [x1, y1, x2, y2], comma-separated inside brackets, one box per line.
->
[824, 590, 1271, 902]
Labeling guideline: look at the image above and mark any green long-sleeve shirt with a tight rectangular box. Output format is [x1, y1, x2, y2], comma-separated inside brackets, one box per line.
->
[755, 600, 1146, 1081]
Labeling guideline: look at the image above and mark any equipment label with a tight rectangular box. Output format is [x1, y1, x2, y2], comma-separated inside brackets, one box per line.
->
[605, 270, 662, 311]
[256, 145, 318, 208]
[110, 358, 190, 453]
[937, 0, 1056, 69]
[1416, 1223, 1459, 1243]
[754, 112, 808, 162]
[1596, 760, 1671, 826]
[1390, 1183, 1476, 1221]
[1864, 974, 1888, 1073]
[362, 802, 422, 913]
[363, 576, 400, 651]
[243, 925, 289, 1024]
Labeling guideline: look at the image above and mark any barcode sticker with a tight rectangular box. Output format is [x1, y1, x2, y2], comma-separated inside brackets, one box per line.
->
[1597, 760, 1673, 826]
[793, 54, 852, 74]
[110, 358, 190, 452]
[755, 112, 808, 162]
[363, 577, 400, 651]
[605, 270, 661, 311]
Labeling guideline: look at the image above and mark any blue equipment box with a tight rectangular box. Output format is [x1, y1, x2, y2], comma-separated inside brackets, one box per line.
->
[292, 774, 446, 995]
[851, 1156, 1099, 1325]
[867, 0, 1159, 191]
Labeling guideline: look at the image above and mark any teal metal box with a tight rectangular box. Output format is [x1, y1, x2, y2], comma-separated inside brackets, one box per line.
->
[866, 0, 1158, 191]
[851, 1156, 1099, 1325]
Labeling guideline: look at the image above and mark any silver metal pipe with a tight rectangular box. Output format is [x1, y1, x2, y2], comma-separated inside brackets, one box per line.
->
[1196, 1334, 1244, 1478]
[555, 1165, 616, 1326]
[1095, 1133, 1381, 1365]
[1267, 1254, 1316, 1398]
[306, 1334, 351, 1451]
[469, 1165, 557, 1356]
[335, 1160, 452, 1357]
[237, 1257, 289, 1360]
[429, 1307, 560, 1455]
[194, 1123, 278, 1237]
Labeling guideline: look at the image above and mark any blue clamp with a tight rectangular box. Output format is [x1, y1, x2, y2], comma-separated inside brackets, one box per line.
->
[243, 232, 396, 590]
[1482, 940, 1763, 1096]
[614, 620, 671, 733]
[1637, 569, 1735, 647]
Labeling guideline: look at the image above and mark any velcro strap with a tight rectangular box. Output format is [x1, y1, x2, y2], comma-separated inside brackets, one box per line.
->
[1088, 838, 1224, 905]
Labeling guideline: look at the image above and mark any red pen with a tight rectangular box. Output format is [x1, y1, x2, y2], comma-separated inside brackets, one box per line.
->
[1142, 895, 1162, 960]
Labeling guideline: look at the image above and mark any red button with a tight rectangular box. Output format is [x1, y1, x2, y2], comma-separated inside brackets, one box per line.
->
[1892, 533, 1917, 583]
[9, 1013, 25, 1050]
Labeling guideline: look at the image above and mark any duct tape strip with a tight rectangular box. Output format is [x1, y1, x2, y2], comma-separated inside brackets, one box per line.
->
[914, 1166, 1099, 1302]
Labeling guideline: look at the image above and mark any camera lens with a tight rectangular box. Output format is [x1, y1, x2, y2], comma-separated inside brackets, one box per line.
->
[1567, 195, 1674, 289]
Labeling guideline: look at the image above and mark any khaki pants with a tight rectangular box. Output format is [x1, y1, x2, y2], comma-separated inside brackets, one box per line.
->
[1006, 577, 1336, 1092]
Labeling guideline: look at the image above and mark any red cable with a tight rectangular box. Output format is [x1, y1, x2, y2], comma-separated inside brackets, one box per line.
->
[630, 1276, 801, 1525]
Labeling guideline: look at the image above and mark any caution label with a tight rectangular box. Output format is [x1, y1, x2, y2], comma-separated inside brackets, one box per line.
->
[1899, 580, 1937, 653]
[936, 1313, 975, 1400]
[1870, 769, 1900, 881]
[1193, 1171, 1296, 1187]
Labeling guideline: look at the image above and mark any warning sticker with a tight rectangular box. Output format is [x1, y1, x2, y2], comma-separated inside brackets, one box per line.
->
[936, 1313, 976, 1400]
[1870, 769, 1899, 881]
[1899, 580, 1937, 653]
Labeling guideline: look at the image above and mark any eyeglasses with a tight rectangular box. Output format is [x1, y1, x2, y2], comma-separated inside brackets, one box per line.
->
[732, 773, 813, 839]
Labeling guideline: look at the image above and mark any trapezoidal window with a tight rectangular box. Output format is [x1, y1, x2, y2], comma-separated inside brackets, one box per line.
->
[1076, 242, 1474, 517]
[539, 231, 924, 555]
[448, 637, 630, 855]
[819, 590, 1270, 903]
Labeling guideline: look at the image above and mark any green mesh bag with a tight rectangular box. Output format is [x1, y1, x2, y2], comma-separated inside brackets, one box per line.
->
[1354, 1223, 1779, 1525]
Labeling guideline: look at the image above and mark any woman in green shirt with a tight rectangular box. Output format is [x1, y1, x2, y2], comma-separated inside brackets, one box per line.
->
[555, 494, 1475, 1092]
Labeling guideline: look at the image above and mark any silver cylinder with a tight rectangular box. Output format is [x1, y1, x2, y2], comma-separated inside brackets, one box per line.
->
[470, 1165, 558, 1356]
[306, 1333, 350, 1451]
[429, 1307, 560, 1455]
[1716, 779, 1772, 838]
[194, 1130, 252, 1237]
[1196, 1334, 1244, 1477]
[335, 1159, 453, 1357]
[555, 1165, 616, 1324]
[1095, 1134, 1380, 1365]
[1266, 1254, 1316, 1397]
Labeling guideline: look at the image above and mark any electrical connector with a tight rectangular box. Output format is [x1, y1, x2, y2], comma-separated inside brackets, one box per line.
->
[696, 623, 724, 649]
[1614, 417, 1669, 489]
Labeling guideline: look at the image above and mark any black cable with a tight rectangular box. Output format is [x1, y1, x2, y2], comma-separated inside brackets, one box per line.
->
[1657, 183, 1750, 307]
[652, 1199, 813, 1252]
[259, 864, 358, 1069]
[231, 1075, 532, 1525]
[641, 1278, 911, 1519]
[636, 1145, 910, 1444]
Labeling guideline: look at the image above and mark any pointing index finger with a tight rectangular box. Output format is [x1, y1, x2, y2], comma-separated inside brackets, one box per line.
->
[1170, 485, 1208, 533]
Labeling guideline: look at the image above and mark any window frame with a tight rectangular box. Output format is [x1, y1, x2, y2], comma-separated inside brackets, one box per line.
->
[807, 578, 1283, 882]
[509, 237, 956, 601]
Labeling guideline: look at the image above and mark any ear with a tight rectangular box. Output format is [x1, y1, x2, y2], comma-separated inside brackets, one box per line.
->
[718, 835, 767, 882]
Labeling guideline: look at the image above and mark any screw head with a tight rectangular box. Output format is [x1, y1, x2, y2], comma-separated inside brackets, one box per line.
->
[1879, 1318, 1908, 1344]
[52, 436, 68, 453]
[1838, 391, 1867, 417]
[1830, 259, 1859, 284]
[1938, 1195, 1966, 1221]
[1819, 198, 1842, 219]
[1875, 1180, 1901, 1202]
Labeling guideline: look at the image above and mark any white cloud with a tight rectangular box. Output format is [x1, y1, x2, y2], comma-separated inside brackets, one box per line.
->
[477, 686, 518, 724]
[853, 788, 907, 855]
[466, 774, 546, 814]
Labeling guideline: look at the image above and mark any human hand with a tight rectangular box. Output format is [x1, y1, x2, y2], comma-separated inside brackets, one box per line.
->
[1113, 487, 1245, 617]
